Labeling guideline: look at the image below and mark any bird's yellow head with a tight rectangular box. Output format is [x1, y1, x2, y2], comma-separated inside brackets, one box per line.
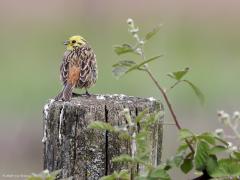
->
[64, 35, 86, 50]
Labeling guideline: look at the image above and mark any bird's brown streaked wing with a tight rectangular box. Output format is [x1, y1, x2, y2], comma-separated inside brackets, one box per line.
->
[60, 51, 71, 86]
[77, 45, 97, 87]
[90, 53, 98, 83]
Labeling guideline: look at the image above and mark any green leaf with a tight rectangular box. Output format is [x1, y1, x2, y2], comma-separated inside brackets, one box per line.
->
[183, 80, 205, 105]
[112, 154, 135, 163]
[177, 143, 189, 153]
[100, 172, 118, 180]
[125, 55, 163, 74]
[135, 131, 150, 161]
[100, 171, 130, 180]
[118, 170, 130, 180]
[27, 170, 59, 180]
[135, 108, 149, 123]
[112, 66, 128, 77]
[145, 24, 162, 41]
[174, 155, 184, 167]
[28, 177, 43, 180]
[135, 177, 148, 180]
[166, 152, 185, 168]
[118, 132, 131, 140]
[113, 44, 135, 55]
[208, 145, 227, 155]
[149, 167, 170, 180]
[206, 155, 218, 175]
[179, 128, 195, 140]
[88, 121, 116, 132]
[194, 140, 210, 171]
[214, 136, 228, 146]
[180, 159, 193, 174]
[112, 60, 136, 68]
[197, 132, 216, 145]
[167, 67, 190, 81]
[210, 159, 240, 177]
[100, 175, 115, 180]
[233, 151, 240, 160]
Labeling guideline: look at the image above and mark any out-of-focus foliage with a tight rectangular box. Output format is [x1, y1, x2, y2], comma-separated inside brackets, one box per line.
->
[89, 19, 240, 180]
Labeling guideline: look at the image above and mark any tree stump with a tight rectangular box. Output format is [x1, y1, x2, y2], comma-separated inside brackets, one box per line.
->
[43, 94, 164, 179]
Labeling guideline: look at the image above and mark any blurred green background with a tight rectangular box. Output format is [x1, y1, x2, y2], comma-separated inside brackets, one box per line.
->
[0, 0, 240, 179]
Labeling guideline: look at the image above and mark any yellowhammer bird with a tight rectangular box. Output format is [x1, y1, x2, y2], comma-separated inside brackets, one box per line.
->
[55, 35, 97, 101]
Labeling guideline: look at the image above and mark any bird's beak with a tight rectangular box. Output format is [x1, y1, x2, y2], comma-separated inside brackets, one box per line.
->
[64, 40, 69, 45]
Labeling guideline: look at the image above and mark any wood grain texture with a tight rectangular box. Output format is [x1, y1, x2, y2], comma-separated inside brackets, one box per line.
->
[43, 94, 163, 179]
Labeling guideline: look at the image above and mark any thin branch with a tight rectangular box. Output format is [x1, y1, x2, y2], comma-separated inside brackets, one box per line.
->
[128, 25, 195, 153]
[145, 68, 195, 153]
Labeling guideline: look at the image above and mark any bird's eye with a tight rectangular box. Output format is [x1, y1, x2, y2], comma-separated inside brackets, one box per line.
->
[72, 40, 76, 43]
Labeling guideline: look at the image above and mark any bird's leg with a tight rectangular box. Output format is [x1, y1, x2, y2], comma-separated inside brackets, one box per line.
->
[85, 89, 91, 96]
[72, 92, 82, 97]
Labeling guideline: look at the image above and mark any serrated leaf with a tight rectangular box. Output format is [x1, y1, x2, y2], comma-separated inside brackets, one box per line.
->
[112, 66, 128, 77]
[126, 55, 163, 74]
[206, 155, 218, 175]
[180, 159, 193, 174]
[145, 24, 162, 41]
[194, 140, 210, 171]
[113, 44, 135, 55]
[112, 154, 135, 163]
[208, 146, 227, 155]
[210, 159, 240, 177]
[179, 128, 195, 140]
[88, 121, 116, 132]
[197, 132, 216, 145]
[112, 60, 136, 68]
[183, 80, 205, 105]
[167, 67, 190, 81]
[149, 167, 170, 180]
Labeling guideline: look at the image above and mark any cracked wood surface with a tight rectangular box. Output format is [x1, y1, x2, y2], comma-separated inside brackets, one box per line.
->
[43, 94, 164, 180]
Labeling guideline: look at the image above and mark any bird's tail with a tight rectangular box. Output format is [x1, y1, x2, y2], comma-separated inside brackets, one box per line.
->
[55, 84, 74, 101]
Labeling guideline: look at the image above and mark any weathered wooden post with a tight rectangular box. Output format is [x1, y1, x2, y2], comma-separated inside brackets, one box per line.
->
[43, 94, 163, 179]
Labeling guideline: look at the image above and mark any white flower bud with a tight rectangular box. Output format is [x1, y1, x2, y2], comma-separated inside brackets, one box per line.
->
[43, 169, 49, 174]
[227, 141, 233, 148]
[127, 18, 133, 25]
[231, 146, 238, 151]
[135, 48, 142, 55]
[218, 110, 230, 124]
[215, 128, 224, 137]
[233, 111, 240, 120]
[217, 110, 225, 117]
[139, 40, 145, 45]
[133, 34, 138, 39]
[123, 108, 129, 114]
[130, 28, 139, 34]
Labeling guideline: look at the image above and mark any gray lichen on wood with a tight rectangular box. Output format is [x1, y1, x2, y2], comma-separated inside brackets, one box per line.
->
[43, 94, 164, 179]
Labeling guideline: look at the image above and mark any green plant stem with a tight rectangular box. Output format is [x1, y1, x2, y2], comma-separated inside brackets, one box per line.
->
[145, 68, 195, 153]
[166, 80, 182, 93]
[228, 122, 240, 140]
